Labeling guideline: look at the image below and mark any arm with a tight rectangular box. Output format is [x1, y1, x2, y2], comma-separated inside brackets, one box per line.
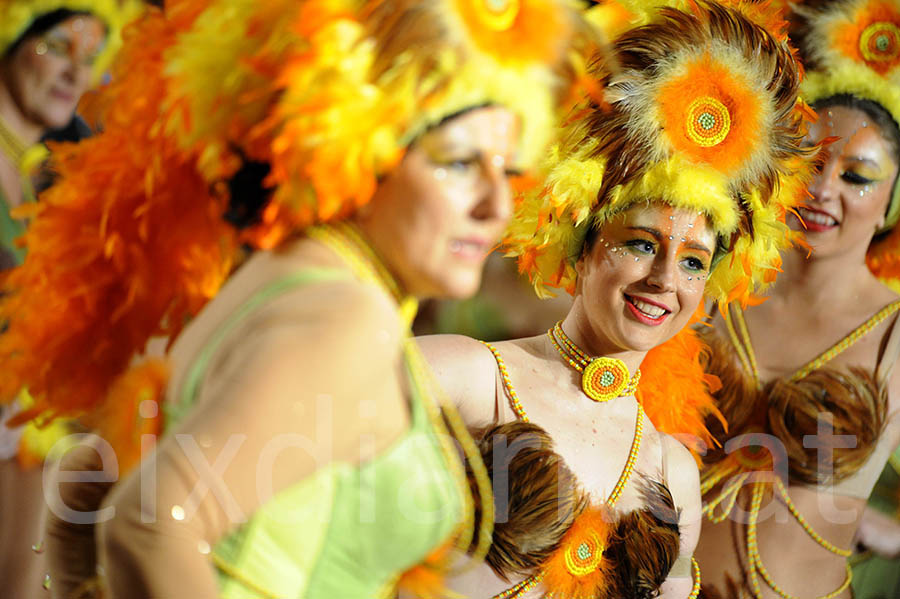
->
[45, 440, 115, 599]
[417, 334, 500, 426]
[98, 279, 410, 598]
[657, 433, 703, 599]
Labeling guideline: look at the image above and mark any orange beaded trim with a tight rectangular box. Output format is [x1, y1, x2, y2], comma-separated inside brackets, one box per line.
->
[688, 557, 701, 599]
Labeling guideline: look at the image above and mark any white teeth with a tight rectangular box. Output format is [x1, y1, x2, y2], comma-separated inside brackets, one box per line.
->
[799, 208, 837, 227]
[450, 240, 485, 257]
[629, 297, 666, 318]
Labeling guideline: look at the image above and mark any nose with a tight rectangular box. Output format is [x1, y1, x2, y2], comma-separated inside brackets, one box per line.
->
[645, 252, 677, 293]
[470, 156, 513, 224]
[807, 153, 840, 205]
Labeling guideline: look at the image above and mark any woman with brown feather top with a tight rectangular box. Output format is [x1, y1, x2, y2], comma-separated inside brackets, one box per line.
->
[694, 1, 900, 598]
[415, 2, 812, 597]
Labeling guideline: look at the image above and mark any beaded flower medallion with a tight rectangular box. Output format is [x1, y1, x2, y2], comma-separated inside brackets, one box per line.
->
[582, 357, 637, 402]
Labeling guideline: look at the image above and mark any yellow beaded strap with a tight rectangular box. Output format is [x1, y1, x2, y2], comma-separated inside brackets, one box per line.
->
[726, 301, 900, 387]
[404, 341, 495, 569]
[307, 223, 418, 327]
[309, 224, 495, 574]
[789, 300, 900, 381]
[745, 481, 852, 599]
[702, 465, 853, 598]
[212, 555, 280, 599]
[480, 341, 645, 599]
[479, 340, 530, 422]
[0, 115, 27, 167]
[725, 305, 762, 389]
[548, 321, 641, 402]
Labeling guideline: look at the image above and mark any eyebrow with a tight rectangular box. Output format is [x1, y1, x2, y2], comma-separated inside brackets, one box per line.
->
[846, 155, 882, 169]
[627, 225, 712, 255]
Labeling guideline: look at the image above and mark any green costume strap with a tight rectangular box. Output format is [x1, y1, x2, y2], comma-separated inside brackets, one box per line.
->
[0, 185, 26, 267]
[167, 268, 464, 599]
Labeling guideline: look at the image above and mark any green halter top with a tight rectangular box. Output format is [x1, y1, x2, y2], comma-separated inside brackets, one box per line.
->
[164, 268, 464, 599]
[0, 186, 26, 267]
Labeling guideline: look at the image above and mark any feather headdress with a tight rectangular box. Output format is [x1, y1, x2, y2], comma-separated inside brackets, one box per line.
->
[505, 0, 812, 307]
[0, 0, 138, 79]
[0, 0, 597, 430]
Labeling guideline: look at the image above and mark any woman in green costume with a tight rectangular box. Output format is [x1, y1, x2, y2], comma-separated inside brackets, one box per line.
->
[0, 0, 596, 597]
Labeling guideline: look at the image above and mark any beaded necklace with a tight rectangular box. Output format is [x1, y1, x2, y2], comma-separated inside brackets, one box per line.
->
[479, 341, 645, 599]
[547, 321, 641, 402]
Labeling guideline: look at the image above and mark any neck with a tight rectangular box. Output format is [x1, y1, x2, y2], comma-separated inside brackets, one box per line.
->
[350, 214, 421, 299]
[769, 242, 874, 311]
[560, 301, 647, 375]
[0, 85, 42, 149]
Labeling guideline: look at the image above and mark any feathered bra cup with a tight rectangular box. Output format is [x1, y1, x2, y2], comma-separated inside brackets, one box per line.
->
[699, 330, 888, 485]
[466, 421, 682, 599]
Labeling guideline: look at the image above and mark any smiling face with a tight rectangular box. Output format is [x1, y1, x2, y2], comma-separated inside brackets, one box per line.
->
[575, 203, 716, 353]
[1, 15, 106, 130]
[359, 105, 521, 299]
[791, 104, 900, 258]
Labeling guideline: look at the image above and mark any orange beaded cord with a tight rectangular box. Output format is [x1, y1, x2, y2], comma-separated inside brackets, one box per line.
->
[479, 341, 645, 599]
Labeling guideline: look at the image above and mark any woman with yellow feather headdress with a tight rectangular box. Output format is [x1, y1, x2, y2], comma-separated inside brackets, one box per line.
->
[0, 2, 133, 597]
[415, 1, 811, 598]
[0, 0, 598, 597]
[695, 1, 900, 597]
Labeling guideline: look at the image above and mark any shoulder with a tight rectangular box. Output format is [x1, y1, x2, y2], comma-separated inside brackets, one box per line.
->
[172, 264, 404, 398]
[417, 334, 502, 426]
[659, 433, 702, 550]
[241, 276, 404, 368]
[660, 434, 701, 497]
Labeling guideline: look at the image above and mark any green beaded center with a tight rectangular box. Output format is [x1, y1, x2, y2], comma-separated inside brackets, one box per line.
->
[485, 0, 510, 12]
[698, 112, 716, 130]
[600, 370, 615, 387]
[577, 542, 592, 560]
[877, 34, 891, 51]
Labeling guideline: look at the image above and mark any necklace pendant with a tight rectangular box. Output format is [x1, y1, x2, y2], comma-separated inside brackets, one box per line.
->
[582, 357, 630, 402]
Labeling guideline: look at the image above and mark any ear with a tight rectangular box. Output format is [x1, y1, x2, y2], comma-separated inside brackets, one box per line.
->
[575, 251, 587, 278]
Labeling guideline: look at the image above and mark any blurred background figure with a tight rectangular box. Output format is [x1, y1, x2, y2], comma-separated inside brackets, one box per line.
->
[0, 1, 131, 597]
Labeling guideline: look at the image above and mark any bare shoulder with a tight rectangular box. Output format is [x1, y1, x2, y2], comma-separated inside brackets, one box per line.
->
[660, 434, 701, 501]
[417, 334, 501, 426]
[169, 271, 405, 410]
[239, 276, 403, 368]
[659, 432, 702, 553]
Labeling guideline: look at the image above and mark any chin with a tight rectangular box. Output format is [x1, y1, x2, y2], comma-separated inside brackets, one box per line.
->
[40, 105, 77, 130]
[430, 269, 483, 300]
[618, 320, 681, 352]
